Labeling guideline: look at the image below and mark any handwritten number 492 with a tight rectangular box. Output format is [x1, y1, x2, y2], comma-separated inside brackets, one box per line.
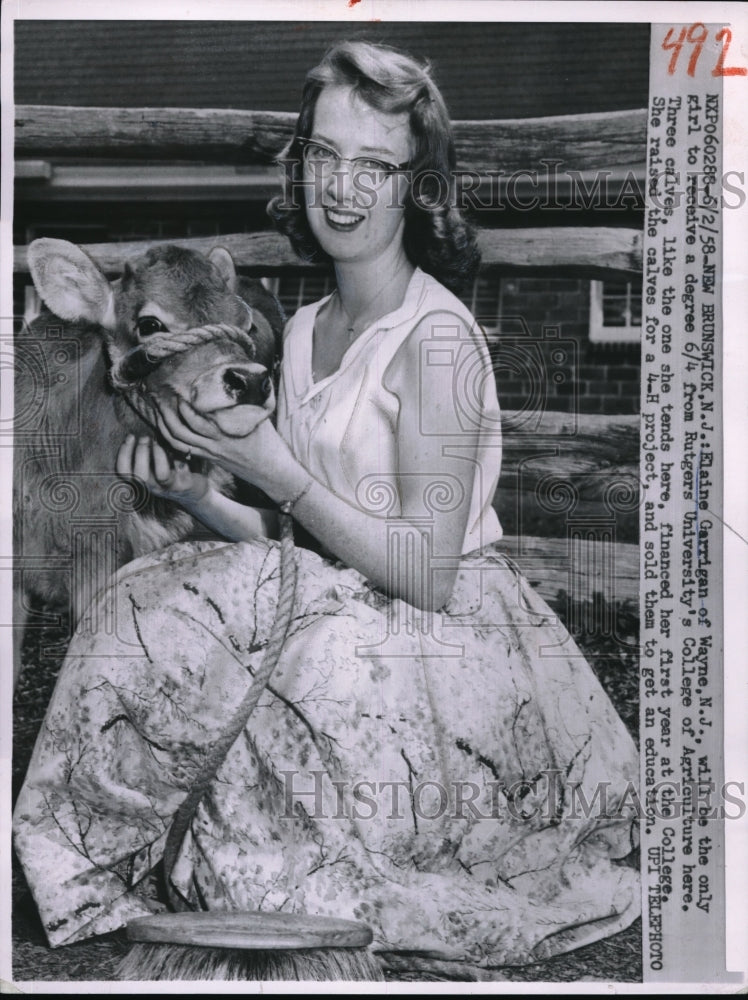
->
[663, 23, 747, 77]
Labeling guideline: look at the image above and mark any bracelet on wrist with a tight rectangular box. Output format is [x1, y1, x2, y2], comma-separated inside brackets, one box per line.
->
[279, 477, 314, 516]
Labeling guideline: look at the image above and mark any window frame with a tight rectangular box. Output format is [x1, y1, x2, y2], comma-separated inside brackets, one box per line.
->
[589, 279, 642, 344]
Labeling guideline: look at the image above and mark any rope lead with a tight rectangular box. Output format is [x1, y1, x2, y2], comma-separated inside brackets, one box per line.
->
[164, 512, 297, 912]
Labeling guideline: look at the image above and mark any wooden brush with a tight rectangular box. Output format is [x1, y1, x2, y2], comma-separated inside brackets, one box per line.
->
[117, 911, 384, 981]
[115, 512, 383, 982]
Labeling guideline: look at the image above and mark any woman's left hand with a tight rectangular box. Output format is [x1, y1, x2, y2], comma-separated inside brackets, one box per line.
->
[152, 395, 283, 492]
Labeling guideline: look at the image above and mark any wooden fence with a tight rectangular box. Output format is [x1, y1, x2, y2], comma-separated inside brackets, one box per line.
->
[13, 103, 643, 610]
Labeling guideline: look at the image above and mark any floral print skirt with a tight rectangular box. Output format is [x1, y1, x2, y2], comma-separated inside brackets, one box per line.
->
[13, 536, 640, 974]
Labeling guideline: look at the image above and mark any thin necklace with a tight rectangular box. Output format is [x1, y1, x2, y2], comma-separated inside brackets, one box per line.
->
[312, 275, 410, 383]
[335, 275, 409, 342]
[335, 289, 377, 342]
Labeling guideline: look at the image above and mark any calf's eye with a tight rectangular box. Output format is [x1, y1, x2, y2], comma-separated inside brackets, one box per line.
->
[137, 316, 167, 337]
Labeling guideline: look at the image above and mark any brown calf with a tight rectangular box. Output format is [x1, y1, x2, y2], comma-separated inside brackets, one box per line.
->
[14, 239, 284, 686]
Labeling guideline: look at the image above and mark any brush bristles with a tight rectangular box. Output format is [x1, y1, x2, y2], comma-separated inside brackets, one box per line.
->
[116, 942, 385, 981]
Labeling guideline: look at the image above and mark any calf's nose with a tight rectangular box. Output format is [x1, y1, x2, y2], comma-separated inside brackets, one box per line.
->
[222, 366, 272, 406]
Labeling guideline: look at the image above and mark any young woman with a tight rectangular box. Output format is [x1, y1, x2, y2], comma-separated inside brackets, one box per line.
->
[14, 41, 640, 976]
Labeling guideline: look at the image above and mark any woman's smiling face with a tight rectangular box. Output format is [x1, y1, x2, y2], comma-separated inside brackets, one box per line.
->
[303, 84, 413, 267]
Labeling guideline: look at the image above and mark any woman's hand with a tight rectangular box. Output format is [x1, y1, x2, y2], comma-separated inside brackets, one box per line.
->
[116, 433, 210, 508]
[151, 396, 302, 501]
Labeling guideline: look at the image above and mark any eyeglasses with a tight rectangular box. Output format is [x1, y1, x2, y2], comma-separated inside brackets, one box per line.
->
[298, 138, 410, 180]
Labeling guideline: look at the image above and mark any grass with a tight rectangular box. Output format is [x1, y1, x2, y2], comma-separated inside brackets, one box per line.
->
[11, 591, 641, 984]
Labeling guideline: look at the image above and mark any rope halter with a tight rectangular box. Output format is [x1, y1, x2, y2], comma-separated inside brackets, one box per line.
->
[108, 319, 265, 430]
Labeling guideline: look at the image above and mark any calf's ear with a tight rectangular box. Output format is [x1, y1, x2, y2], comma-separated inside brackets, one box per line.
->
[28, 239, 115, 327]
[208, 246, 237, 292]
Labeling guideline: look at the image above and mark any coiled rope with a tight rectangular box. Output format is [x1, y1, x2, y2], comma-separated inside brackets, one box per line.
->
[108, 319, 298, 910]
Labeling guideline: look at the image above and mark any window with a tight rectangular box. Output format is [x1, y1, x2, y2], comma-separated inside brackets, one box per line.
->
[589, 279, 642, 344]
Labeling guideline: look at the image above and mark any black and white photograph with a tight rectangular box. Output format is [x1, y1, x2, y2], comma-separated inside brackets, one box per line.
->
[2, 1, 747, 990]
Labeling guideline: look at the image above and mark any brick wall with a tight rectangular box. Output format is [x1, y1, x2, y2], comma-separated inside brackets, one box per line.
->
[482, 276, 641, 416]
